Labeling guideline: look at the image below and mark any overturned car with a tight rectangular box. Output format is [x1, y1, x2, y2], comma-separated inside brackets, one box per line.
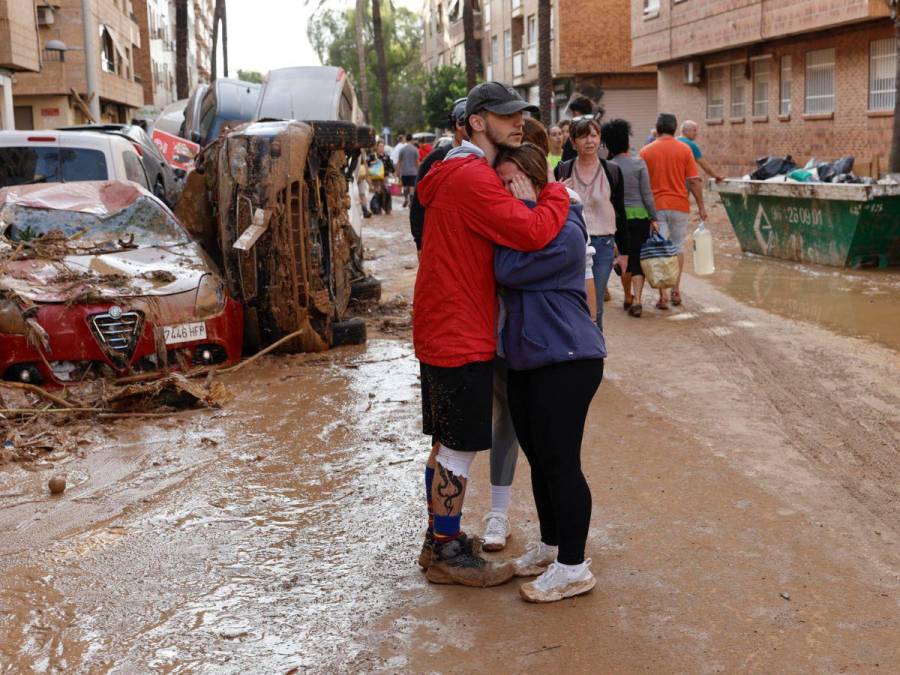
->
[0, 181, 242, 387]
[178, 116, 377, 353]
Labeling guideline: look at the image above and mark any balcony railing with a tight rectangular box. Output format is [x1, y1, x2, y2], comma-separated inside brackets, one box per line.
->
[513, 51, 524, 78]
[527, 44, 536, 66]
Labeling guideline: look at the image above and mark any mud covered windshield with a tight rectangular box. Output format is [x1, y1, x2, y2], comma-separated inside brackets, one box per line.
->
[0, 196, 190, 249]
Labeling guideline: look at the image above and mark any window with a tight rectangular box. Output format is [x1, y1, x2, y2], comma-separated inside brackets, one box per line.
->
[752, 59, 770, 117]
[484, 0, 490, 25]
[491, 34, 499, 64]
[101, 27, 116, 73]
[504, 29, 511, 57]
[869, 38, 896, 111]
[0, 147, 108, 186]
[526, 15, 537, 66]
[779, 55, 792, 116]
[122, 151, 149, 189]
[730, 63, 746, 118]
[805, 48, 835, 114]
[643, 0, 660, 15]
[448, 0, 459, 22]
[706, 66, 724, 119]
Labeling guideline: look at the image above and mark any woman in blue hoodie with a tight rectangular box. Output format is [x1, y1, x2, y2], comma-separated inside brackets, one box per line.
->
[493, 142, 606, 603]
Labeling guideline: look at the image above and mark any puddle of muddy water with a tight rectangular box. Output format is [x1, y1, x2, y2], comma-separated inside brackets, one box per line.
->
[695, 202, 900, 352]
[0, 340, 428, 673]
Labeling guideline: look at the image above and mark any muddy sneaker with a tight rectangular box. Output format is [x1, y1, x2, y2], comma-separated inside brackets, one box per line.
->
[512, 540, 558, 577]
[426, 538, 514, 587]
[519, 559, 596, 603]
[481, 511, 510, 552]
[418, 531, 481, 570]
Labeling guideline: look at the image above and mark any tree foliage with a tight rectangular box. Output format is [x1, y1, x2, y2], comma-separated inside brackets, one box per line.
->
[237, 69, 263, 84]
[423, 65, 467, 130]
[308, 3, 424, 132]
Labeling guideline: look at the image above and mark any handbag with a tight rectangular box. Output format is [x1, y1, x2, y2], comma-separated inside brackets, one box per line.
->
[639, 232, 679, 289]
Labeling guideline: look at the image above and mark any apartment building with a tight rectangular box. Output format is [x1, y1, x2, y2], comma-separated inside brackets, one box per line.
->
[11, 0, 144, 129]
[421, 0, 657, 131]
[133, 0, 178, 109]
[0, 0, 41, 129]
[632, 0, 897, 178]
[192, 0, 213, 84]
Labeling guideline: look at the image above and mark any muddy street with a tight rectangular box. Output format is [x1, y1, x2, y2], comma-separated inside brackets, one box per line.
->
[2, 197, 899, 673]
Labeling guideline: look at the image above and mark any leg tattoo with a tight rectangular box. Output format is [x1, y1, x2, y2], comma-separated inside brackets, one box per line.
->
[436, 463, 465, 513]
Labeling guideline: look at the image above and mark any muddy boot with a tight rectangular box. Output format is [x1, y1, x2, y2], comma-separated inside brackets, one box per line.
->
[418, 531, 481, 570]
[426, 537, 514, 587]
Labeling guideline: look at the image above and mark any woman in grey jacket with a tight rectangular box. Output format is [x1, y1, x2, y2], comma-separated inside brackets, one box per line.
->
[603, 118, 659, 317]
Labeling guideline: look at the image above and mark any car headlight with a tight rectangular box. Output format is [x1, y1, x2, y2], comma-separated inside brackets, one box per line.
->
[194, 273, 226, 317]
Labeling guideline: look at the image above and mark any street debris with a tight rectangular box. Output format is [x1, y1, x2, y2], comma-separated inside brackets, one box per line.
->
[47, 475, 66, 494]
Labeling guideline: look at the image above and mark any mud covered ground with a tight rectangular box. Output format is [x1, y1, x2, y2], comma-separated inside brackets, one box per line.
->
[1, 195, 898, 673]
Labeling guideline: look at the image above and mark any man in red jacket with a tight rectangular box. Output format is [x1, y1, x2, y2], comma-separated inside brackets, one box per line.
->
[413, 81, 570, 587]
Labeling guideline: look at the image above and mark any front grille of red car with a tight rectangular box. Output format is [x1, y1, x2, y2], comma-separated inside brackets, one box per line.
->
[89, 311, 143, 361]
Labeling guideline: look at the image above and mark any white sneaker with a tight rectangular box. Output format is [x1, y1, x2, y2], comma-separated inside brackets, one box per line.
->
[519, 559, 596, 603]
[512, 540, 558, 576]
[481, 511, 510, 552]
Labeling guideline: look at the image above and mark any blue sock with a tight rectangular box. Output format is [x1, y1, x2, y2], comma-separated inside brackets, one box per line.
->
[433, 513, 462, 543]
[425, 466, 435, 533]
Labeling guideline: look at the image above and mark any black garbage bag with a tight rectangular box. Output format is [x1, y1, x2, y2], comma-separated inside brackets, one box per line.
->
[832, 155, 855, 175]
[750, 154, 796, 180]
[834, 173, 862, 184]
[817, 162, 837, 182]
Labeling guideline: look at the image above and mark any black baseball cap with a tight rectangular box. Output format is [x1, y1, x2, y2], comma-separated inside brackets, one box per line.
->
[449, 97, 467, 126]
[465, 81, 539, 117]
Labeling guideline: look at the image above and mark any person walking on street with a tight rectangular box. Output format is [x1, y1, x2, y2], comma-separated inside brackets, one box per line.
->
[678, 121, 725, 182]
[390, 134, 407, 167]
[603, 118, 659, 318]
[398, 138, 420, 208]
[493, 143, 606, 602]
[547, 125, 564, 171]
[414, 81, 570, 587]
[640, 113, 707, 309]
[365, 139, 394, 215]
[556, 118, 629, 332]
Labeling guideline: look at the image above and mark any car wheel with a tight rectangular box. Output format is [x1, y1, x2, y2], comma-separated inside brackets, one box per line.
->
[310, 121, 376, 152]
[351, 276, 382, 302]
[331, 317, 367, 347]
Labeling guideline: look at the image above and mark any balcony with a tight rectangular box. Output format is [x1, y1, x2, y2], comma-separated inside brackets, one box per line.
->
[511, 0, 523, 18]
[447, 13, 483, 44]
[512, 50, 524, 79]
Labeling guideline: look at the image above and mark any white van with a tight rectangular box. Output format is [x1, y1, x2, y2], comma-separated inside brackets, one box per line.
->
[0, 130, 152, 190]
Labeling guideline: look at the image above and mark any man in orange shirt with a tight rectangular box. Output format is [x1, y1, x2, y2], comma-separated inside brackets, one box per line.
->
[640, 113, 707, 309]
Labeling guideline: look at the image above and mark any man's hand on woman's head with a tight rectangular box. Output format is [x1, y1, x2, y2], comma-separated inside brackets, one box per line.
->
[509, 175, 537, 202]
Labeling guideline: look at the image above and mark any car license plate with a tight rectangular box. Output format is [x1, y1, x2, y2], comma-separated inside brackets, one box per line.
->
[163, 321, 207, 345]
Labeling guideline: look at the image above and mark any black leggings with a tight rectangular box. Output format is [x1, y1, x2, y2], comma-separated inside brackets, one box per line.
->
[507, 359, 604, 565]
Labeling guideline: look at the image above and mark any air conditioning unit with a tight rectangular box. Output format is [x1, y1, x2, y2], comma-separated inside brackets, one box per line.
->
[37, 6, 56, 26]
[683, 61, 702, 85]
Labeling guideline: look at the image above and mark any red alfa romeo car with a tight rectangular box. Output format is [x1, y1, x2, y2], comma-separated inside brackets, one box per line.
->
[0, 181, 243, 387]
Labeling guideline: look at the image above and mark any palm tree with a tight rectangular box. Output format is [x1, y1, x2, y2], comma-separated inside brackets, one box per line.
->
[174, 0, 188, 97]
[372, 0, 391, 128]
[210, 0, 228, 81]
[355, 0, 371, 120]
[537, 0, 552, 123]
[462, 0, 478, 88]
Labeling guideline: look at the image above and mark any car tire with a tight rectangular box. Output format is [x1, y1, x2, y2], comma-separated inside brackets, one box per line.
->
[310, 121, 375, 152]
[351, 276, 382, 302]
[331, 317, 367, 347]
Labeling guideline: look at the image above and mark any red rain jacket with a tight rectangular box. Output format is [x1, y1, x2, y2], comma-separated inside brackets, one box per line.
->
[413, 153, 570, 367]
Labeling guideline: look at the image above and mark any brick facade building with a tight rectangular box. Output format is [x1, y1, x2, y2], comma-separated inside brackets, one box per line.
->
[421, 0, 657, 131]
[0, 0, 41, 129]
[632, 0, 897, 179]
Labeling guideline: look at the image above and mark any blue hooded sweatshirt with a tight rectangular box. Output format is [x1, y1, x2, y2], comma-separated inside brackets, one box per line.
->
[495, 201, 607, 371]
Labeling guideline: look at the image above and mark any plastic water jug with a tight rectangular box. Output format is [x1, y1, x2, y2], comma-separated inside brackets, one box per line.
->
[692, 221, 715, 275]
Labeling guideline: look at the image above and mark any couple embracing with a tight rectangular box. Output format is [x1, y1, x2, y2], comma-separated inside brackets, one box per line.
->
[412, 82, 605, 603]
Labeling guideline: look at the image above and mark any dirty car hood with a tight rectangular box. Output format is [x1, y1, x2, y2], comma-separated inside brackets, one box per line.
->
[1, 243, 208, 303]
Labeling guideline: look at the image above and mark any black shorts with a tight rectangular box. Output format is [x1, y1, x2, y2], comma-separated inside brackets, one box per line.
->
[401, 175, 416, 188]
[626, 218, 652, 276]
[420, 360, 493, 451]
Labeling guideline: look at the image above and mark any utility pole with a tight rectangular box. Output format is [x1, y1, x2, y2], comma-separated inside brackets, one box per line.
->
[81, 0, 101, 121]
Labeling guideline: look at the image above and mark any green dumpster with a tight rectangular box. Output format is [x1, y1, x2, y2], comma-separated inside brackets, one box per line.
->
[712, 180, 900, 268]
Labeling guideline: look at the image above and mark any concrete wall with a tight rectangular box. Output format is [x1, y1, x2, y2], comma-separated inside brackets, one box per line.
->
[0, 0, 40, 72]
[656, 22, 895, 179]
